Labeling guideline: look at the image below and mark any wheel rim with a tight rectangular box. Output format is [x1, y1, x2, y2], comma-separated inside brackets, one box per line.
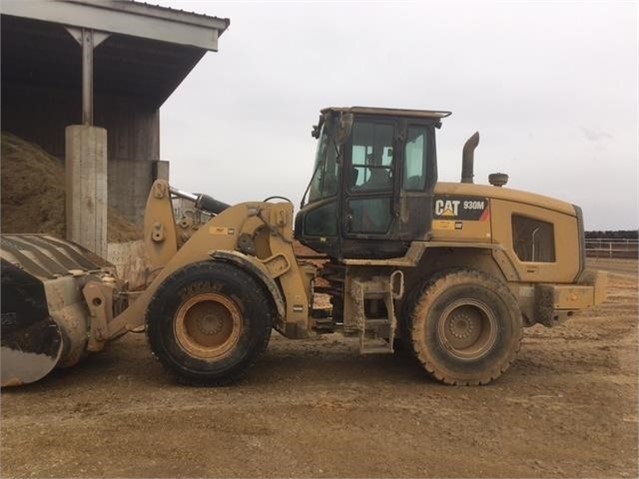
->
[436, 298, 498, 360]
[174, 293, 243, 360]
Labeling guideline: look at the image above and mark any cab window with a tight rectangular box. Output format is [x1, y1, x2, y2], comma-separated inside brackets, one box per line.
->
[349, 122, 394, 191]
[403, 126, 428, 190]
[512, 215, 556, 262]
[308, 122, 339, 203]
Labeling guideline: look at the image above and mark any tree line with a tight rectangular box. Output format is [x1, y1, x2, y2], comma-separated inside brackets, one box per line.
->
[585, 230, 639, 239]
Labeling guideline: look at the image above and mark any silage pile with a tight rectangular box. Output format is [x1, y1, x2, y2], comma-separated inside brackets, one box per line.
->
[1, 132, 141, 242]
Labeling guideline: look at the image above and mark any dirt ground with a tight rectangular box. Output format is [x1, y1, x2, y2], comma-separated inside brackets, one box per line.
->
[1, 258, 637, 478]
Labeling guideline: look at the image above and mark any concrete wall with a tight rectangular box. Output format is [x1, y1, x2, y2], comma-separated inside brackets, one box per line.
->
[1, 83, 163, 227]
[107, 240, 148, 291]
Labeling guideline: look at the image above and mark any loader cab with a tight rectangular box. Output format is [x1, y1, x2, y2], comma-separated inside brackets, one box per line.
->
[295, 107, 451, 260]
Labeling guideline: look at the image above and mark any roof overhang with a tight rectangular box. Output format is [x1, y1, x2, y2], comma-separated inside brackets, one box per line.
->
[1, 0, 229, 51]
[0, 0, 230, 108]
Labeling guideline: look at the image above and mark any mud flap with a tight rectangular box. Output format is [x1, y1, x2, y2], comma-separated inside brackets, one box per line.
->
[1, 260, 63, 386]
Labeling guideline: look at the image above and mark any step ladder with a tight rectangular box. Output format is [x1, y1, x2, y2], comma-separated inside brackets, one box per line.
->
[350, 270, 404, 354]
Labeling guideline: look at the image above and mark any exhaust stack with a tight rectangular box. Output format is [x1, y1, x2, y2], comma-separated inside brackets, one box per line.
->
[461, 132, 480, 184]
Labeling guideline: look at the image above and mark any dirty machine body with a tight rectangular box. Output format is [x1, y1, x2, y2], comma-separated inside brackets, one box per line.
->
[0, 107, 607, 387]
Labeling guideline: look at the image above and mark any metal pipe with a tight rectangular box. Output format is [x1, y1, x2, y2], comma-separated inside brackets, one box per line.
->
[81, 29, 94, 125]
[169, 186, 229, 215]
[169, 186, 198, 202]
[531, 227, 540, 262]
[195, 194, 230, 215]
[461, 132, 480, 184]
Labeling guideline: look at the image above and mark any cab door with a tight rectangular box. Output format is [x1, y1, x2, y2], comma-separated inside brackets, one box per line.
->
[340, 119, 403, 259]
[339, 120, 436, 259]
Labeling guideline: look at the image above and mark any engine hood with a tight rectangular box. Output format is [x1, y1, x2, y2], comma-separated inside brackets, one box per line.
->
[434, 182, 577, 216]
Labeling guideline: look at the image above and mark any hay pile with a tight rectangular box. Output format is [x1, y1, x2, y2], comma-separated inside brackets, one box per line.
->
[1, 132, 141, 242]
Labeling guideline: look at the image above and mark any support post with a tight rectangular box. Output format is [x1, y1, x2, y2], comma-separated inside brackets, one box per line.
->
[81, 28, 94, 126]
[64, 27, 111, 256]
[153, 160, 170, 181]
[65, 27, 109, 125]
[65, 126, 108, 258]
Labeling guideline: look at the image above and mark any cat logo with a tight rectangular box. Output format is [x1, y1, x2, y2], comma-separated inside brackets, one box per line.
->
[435, 199, 460, 217]
[434, 195, 489, 220]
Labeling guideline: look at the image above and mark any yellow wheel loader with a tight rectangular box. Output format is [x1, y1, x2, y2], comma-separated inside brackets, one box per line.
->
[0, 107, 607, 387]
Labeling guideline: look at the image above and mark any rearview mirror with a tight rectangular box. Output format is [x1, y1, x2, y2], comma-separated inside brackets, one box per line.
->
[311, 114, 324, 138]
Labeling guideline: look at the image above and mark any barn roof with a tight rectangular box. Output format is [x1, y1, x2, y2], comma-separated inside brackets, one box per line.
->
[1, 0, 230, 107]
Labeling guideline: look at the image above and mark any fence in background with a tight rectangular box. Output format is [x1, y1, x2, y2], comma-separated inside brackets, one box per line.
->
[585, 238, 639, 259]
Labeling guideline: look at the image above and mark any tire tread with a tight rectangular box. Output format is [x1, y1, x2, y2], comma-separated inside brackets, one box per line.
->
[146, 261, 272, 387]
[407, 268, 523, 386]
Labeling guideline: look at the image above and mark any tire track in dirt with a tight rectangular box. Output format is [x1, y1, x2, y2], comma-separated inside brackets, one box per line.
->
[1, 259, 637, 478]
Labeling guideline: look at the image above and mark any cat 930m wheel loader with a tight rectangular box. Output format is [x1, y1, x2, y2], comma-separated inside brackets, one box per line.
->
[0, 107, 607, 387]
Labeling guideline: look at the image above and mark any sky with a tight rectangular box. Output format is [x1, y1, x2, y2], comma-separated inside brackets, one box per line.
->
[155, 1, 638, 231]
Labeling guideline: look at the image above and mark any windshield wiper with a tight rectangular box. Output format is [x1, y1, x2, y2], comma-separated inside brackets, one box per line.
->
[300, 161, 321, 209]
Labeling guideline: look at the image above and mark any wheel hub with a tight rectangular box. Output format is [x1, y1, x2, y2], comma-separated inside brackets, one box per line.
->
[198, 314, 224, 335]
[175, 293, 242, 360]
[448, 312, 475, 339]
[438, 299, 498, 360]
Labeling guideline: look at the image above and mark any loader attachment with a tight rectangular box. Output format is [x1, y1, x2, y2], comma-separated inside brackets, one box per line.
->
[1, 260, 63, 386]
[0, 235, 124, 387]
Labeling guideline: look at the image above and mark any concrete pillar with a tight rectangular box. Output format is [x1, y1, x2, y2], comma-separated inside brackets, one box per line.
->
[153, 160, 170, 182]
[65, 125, 108, 258]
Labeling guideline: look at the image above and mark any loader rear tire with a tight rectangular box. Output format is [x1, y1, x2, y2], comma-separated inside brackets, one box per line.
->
[146, 261, 272, 386]
[408, 269, 523, 385]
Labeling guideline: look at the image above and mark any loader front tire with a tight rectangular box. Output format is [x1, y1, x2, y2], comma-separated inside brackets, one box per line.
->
[146, 261, 272, 386]
[408, 269, 523, 385]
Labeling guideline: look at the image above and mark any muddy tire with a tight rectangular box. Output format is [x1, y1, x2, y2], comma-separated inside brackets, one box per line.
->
[397, 303, 417, 358]
[146, 261, 272, 386]
[408, 269, 523, 385]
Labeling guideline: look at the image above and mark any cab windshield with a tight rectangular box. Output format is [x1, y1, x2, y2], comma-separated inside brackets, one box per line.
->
[306, 118, 339, 204]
